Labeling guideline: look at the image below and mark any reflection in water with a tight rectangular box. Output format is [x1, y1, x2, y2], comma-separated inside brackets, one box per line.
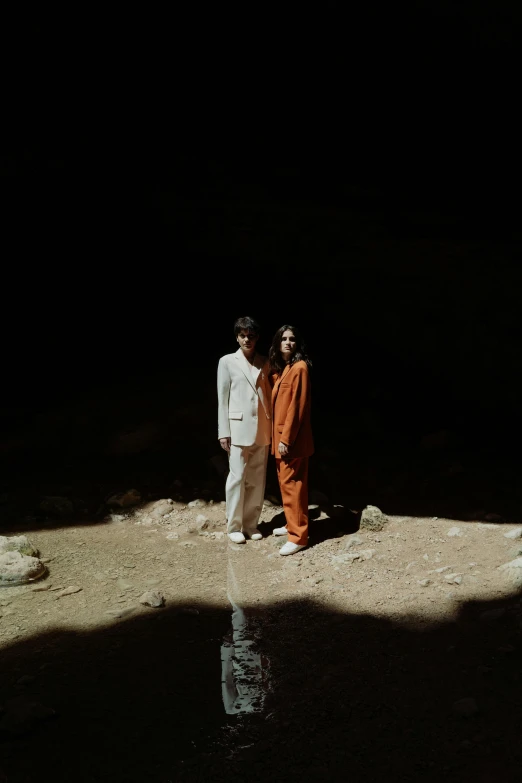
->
[221, 556, 266, 715]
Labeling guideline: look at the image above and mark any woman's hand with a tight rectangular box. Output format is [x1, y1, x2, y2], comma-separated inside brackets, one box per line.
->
[278, 441, 289, 456]
[219, 437, 231, 453]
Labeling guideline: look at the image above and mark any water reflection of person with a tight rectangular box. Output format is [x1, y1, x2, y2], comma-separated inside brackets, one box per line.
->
[269, 325, 314, 556]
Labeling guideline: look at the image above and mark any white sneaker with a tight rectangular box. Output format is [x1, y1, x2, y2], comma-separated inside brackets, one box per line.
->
[279, 541, 306, 556]
[273, 526, 288, 537]
[246, 529, 263, 540]
[228, 532, 246, 544]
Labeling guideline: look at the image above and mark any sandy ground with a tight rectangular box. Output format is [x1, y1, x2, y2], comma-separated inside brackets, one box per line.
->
[1, 497, 521, 782]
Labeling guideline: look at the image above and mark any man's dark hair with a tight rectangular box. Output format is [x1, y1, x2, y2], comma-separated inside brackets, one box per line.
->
[269, 324, 312, 373]
[234, 316, 261, 336]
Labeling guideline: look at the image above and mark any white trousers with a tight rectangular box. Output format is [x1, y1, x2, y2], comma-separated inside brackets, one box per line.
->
[226, 443, 269, 535]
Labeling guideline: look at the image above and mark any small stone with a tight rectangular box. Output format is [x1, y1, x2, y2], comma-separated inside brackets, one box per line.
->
[116, 578, 133, 591]
[148, 499, 174, 519]
[55, 586, 82, 599]
[405, 561, 416, 571]
[344, 535, 364, 549]
[432, 566, 452, 573]
[452, 697, 478, 717]
[417, 578, 431, 587]
[359, 549, 376, 561]
[453, 576, 462, 585]
[104, 607, 136, 619]
[139, 591, 165, 608]
[360, 505, 387, 532]
[166, 532, 179, 540]
[423, 554, 429, 561]
[195, 514, 209, 529]
[32, 583, 52, 592]
[210, 531, 225, 541]
[504, 527, 522, 540]
[447, 527, 462, 537]
[110, 514, 126, 523]
[187, 499, 206, 508]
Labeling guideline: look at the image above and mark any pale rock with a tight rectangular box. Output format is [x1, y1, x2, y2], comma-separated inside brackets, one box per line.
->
[110, 514, 125, 523]
[447, 527, 462, 537]
[148, 499, 174, 519]
[0, 551, 46, 586]
[418, 578, 431, 587]
[139, 590, 165, 608]
[188, 499, 206, 508]
[0, 535, 38, 557]
[106, 489, 141, 508]
[497, 557, 522, 587]
[344, 534, 364, 550]
[431, 566, 452, 573]
[504, 527, 522, 540]
[32, 583, 52, 592]
[210, 531, 225, 541]
[166, 532, 179, 540]
[359, 505, 387, 532]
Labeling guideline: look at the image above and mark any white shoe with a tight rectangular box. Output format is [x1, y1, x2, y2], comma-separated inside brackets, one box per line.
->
[273, 526, 288, 537]
[279, 541, 306, 556]
[246, 529, 263, 540]
[228, 532, 246, 544]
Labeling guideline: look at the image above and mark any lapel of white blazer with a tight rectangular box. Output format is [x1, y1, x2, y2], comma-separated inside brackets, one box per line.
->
[235, 349, 258, 394]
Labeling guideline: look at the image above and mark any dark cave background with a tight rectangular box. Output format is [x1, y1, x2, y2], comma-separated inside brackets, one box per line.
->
[1, 0, 521, 523]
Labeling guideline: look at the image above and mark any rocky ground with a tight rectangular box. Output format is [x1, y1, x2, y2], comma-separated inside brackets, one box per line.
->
[1, 489, 521, 782]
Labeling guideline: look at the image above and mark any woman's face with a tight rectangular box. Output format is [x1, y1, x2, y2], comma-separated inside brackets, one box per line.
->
[280, 330, 297, 361]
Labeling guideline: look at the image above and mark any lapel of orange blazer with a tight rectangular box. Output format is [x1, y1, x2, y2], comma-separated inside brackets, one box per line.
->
[272, 363, 291, 406]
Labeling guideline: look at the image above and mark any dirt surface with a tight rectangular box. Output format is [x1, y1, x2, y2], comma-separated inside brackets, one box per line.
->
[1, 497, 521, 782]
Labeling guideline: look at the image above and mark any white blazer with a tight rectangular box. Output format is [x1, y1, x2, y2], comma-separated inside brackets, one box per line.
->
[217, 349, 272, 447]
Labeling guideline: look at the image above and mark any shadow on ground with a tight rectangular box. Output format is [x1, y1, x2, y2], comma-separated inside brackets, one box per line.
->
[1, 586, 521, 782]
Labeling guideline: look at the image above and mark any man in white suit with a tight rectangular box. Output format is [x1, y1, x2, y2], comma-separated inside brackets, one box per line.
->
[217, 316, 272, 544]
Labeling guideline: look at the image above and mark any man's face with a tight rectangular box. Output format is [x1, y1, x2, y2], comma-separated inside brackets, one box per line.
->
[237, 330, 258, 353]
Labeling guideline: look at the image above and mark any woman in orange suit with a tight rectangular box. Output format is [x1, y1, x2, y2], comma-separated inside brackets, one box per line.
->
[269, 325, 314, 555]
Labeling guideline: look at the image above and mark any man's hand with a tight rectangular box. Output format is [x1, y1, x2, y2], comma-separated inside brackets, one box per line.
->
[278, 441, 289, 456]
[219, 437, 231, 453]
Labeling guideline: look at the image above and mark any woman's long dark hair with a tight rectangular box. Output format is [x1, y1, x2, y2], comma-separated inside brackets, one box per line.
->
[269, 324, 312, 373]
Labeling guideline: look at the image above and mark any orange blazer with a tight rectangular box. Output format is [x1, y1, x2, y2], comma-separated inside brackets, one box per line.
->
[271, 360, 314, 458]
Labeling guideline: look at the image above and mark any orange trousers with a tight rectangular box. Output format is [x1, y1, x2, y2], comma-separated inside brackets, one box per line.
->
[276, 457, 309, 546]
